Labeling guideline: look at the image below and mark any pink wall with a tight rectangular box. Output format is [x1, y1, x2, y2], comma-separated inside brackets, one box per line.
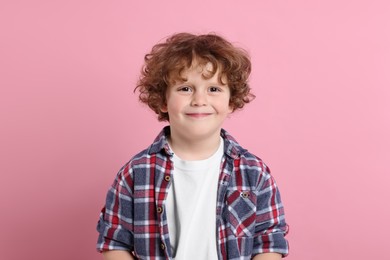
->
[1, 1, 389, 259]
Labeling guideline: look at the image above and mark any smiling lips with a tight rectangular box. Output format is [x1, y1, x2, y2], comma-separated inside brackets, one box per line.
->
[185, 113, 213, 118]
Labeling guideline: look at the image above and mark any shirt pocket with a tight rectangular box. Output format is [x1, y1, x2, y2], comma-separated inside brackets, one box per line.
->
[225, 189, 257, 237]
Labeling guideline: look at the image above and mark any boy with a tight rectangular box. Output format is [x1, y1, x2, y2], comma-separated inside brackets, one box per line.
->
[96, 33, 289, 260]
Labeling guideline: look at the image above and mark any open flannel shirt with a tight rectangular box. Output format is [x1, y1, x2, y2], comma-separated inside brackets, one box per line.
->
[97, 126, 289, 259]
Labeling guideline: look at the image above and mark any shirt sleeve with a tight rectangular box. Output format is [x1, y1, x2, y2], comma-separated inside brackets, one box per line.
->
[96, 163, 135, 252]
[252, 165, 289, 257]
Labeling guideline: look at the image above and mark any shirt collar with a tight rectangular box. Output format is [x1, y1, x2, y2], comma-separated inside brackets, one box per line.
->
[147, 126, 247, 159]
[148, 126, 173, 156]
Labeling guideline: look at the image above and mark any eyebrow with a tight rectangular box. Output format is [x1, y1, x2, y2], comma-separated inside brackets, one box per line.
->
[180, 78, 226, 85]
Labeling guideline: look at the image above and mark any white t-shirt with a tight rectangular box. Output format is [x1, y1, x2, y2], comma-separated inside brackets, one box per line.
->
[166, 138, 224, 259]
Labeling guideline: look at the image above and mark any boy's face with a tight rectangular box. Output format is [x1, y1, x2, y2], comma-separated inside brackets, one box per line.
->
[161, 61, 233, 142]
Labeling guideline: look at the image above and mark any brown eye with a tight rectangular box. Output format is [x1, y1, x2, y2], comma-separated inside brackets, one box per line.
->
[179, 86, 191, 92]
[209, 86, 221, 92]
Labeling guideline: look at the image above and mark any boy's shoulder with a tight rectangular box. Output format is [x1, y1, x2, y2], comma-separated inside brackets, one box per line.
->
[123, 127, 172, 167]
[221, 129, 271, 173]
[123, 127, 269, 173]
[221, 129, 264, 162]
[222, 129, 273, 189]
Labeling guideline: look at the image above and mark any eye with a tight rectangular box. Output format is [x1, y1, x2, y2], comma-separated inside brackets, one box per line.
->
[209, 86, 221, 92]
[178, 86, 192, 92]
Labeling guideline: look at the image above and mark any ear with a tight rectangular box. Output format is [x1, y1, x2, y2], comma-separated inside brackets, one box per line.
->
[160, 104, 168, 113]
[228, 102, 234, 113]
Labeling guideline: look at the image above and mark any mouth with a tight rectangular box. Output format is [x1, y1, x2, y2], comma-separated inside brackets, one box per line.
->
[185, 113, 212, 118]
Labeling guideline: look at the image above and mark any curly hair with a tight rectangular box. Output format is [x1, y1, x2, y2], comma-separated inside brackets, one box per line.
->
[135, 32, 255, 121]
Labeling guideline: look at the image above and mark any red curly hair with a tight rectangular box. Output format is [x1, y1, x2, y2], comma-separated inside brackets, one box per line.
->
[135, 32, 255, 121]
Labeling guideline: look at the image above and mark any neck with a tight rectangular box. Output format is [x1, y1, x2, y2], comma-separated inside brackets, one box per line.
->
[168, 129, 222, 161]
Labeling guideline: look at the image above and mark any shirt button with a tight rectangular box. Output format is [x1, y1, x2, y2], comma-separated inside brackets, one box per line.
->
[161, 243, 166, 250]
[157, 206, 163, 213]
[241, 191, 249, 198]
[164, 175, 171, 182]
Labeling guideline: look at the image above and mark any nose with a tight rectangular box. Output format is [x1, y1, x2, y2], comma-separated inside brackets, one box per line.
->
[191, 91, 207, 106]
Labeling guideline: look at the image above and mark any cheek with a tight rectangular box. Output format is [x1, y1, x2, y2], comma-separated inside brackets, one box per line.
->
[222, 96, 233, 112]
[215, 102, 232, 114]
[164, 96, 182, 113]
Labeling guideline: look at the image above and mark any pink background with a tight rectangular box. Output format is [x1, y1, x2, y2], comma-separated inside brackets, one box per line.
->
[1, 1, 389, 259]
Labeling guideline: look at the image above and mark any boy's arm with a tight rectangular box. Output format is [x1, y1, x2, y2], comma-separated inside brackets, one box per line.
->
[252, 165, 289, 257]
[252, 253, 282, 260]
[102, 250, 135, 260]
[96, 164, 135, 253]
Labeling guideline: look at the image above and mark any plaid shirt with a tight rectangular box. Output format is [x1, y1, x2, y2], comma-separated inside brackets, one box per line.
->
[97, 127, 289, 259]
